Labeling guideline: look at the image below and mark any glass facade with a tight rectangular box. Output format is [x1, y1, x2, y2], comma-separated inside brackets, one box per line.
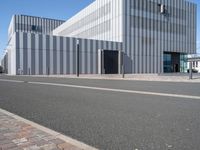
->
[164, 52, 187, 73]
[180, 54, 188, 73]
[164, 53, 172, 73]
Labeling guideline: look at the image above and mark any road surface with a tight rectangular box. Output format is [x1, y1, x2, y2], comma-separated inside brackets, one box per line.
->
[0, 75, 200, 150]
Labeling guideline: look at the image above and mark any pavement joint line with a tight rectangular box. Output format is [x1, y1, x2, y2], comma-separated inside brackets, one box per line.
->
[0, 108, 98, 150]
[28, 81, 200, 100]
[0, 79, 24, 83]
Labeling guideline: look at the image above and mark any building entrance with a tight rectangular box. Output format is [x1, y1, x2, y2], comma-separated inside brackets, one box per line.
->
[98, 50, 121, 74]
[164, 52, 181, 73]
[103, 50, 119, 74]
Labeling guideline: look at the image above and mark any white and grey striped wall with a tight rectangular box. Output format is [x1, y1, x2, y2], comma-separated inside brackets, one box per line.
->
[6, 0, 197, 75]
[9, 15, 64, 40]
[53, 0, 196, 74]
[122, 0, 196, 73]
[53, 0, 123, 42]
[14, 32, 122, 75]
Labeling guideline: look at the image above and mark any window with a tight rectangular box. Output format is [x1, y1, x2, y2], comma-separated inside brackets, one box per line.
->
[196, 61, 198, 68]
[193, 62, 195, 67]
[164, 53, 172, 73]
[31, 25, 37, 31]
[160, 4, 166, 14]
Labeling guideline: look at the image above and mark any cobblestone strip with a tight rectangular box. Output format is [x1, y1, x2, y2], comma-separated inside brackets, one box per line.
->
[0, 109, 98, 150]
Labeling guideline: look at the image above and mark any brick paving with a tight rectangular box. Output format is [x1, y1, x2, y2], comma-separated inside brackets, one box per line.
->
[0, 111, 83, 150]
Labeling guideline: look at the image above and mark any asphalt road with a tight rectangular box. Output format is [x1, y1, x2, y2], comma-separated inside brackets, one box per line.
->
[0, 75, 200, 150]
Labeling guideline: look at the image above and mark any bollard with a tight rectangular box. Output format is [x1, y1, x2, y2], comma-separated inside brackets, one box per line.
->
[29, 68, 31, 75]
[189, 62, 192, 80]
[122, 65, 125, 78]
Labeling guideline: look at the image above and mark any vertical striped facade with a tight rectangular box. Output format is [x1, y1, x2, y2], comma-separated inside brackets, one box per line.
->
[7, 15, 64, 75]
[1, 53, 8, 73]
[4, 0, 197, 75]
[53, 0, 123, 42]
[15, 32, 122, 75]
[123, 0, 196, 73]
[53, 0, 197, 74]
[8, 15, 64, 40]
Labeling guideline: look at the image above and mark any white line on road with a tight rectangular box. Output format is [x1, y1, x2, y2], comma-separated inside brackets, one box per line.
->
[0, 79, 24, 83]
[28, 81, 200, 100]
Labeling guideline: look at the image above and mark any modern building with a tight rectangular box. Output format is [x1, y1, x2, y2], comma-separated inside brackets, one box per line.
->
[53, 0, 197, 74]
[187, 55, 200, 73]
[4, 15, 122, 75]
[2, 0, 197, 75]
[4, 15, 64, 75]
[1, 52, 8, 73]
[191, 61, 200, 72]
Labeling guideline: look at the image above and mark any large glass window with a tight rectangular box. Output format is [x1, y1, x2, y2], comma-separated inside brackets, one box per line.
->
[164, 52, 186, 73]
[180, 54, 187, 73]
[164, 53, 172, 73]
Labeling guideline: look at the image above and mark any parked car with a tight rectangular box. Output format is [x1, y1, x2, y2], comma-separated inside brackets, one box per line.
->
[187, 69, 198, 73]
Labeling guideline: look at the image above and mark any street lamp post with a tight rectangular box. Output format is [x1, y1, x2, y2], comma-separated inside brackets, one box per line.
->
[189, 61, 193, 80]
[76, 40, 80, 77]
[122, 52, 125, 78]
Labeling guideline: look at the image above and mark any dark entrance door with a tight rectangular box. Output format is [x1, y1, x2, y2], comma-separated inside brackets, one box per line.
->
[164, 52, 180, 73]
[175, 64, 179, 72]
[103, 50, 118, 74]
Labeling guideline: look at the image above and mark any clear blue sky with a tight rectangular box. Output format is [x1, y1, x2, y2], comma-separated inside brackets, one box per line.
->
[0, 0, 199, 61]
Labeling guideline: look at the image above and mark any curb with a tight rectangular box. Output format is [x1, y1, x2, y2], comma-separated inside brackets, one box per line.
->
[8, 75, 200, 83]
[0, 108, 98, 150]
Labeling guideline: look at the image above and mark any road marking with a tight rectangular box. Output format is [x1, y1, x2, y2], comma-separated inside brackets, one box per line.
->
[28, 81, 200, 100]
[0, 108, 98, 150]
[0, 79, 24, 83]
[1, 78, 199, 99]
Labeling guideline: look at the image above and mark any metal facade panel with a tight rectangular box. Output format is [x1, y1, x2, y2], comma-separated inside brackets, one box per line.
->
[12, 15, 64, 35]
[53, 36, 57, 74]
[69, 37, 73, 74]
[42, 35, 46, 75]
[15, 32, 20, 73]
[27, 32, 31, 74]
[35, 34, 39, 75]
[72, 38, 76, 74]
[13, 31, 122, 75]
[39, 34, 43, 75]
[60, 37, 64, 75]
[53, 0, 123, 43]
[122, 0, 196, 73]
[56, 36, 60, 74]
[46, 35, 50, 74]
[66, 38, 70, 74]
[50, 36, 53, 74]
[19, 32, 23, 74]
[31, 33, 35, 75]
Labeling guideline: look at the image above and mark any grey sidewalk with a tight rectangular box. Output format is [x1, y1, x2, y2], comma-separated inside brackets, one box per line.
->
[0, 109, 96, 150]
[15, 73, 200, 83]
